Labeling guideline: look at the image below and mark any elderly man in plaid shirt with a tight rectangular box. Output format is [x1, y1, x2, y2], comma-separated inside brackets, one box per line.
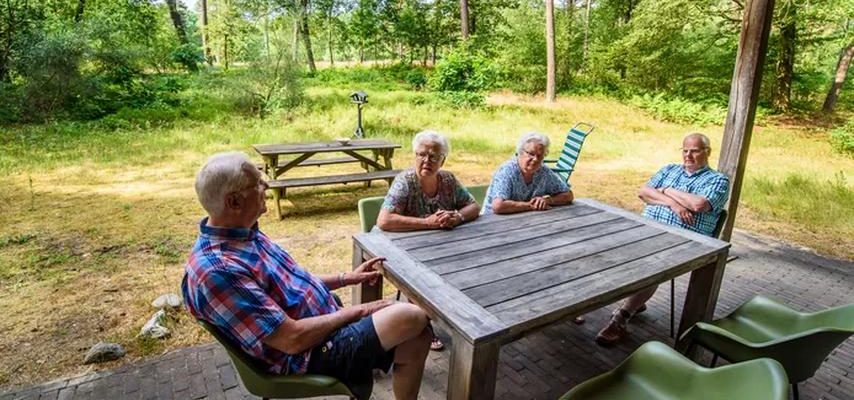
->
[182, 152, 431, 400]
[595, 133, 730, 346]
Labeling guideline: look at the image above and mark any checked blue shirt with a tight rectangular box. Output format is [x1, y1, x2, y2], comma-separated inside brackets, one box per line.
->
[182, 218, 339, 375]
[642, 164, 730, 236]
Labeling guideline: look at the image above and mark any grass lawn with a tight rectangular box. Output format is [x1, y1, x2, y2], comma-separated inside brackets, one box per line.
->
[0, 70, 851, 388]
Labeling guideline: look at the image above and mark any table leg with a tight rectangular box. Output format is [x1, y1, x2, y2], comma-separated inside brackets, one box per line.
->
[675, 250, 728, 357]
[351, 242, 382, 304]
[448, 333, 499, 400]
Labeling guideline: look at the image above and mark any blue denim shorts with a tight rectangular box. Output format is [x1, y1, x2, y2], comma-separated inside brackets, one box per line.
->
[306, 315, 394, 398]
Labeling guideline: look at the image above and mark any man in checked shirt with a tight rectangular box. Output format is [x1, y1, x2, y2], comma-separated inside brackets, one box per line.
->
[595, 133, 730, 346]
[182, 152, 431, 400]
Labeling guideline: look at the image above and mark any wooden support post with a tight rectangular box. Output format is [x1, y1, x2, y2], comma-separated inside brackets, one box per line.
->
[448, 334, 499, 400]
[351, 242, 382, 304]
[718, 0, 776, 242]
[675, 251, 728, 358]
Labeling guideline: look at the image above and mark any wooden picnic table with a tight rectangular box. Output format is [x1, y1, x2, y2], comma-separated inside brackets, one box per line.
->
[351, 198, 730, 400]
[252, 139, 402, 219]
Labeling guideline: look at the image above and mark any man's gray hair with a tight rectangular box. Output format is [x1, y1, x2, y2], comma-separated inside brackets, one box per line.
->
[195, 152, 256, 217]
[516, 132, 550, 155]
[685, 132, 711, 149]
[412, 130, 450, 158]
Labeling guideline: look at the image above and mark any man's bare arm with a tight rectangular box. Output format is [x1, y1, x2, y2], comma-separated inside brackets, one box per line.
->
[661, 187, 711, 213]
[262, 299, 393, 354]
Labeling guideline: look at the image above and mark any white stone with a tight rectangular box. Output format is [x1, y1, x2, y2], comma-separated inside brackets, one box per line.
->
[139, 309, 170, 339]
[83, 342, 125, 364]
[151, 293, 182, 309]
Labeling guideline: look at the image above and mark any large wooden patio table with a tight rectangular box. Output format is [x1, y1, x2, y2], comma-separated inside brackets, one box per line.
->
[351, 198, 730, 400]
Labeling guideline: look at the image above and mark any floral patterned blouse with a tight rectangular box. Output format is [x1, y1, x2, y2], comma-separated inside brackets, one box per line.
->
[381, 169, 476, 217]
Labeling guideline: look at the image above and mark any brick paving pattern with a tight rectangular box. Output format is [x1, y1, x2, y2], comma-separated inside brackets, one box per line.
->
[2, 231, 852, 400]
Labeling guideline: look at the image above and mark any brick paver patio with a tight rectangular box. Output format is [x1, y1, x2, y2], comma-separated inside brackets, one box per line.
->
[2, 231, 852, 400]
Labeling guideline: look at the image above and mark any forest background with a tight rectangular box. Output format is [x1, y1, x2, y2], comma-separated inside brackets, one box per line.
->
[0, 0, 852, 390]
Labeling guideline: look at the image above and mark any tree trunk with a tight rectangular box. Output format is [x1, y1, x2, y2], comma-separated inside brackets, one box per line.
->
[583, 0, 590, 66]
[772, 0, 795, 112]
[74, 0, 85, 23]
[822, 44, 854, 113]
[327, 8, 334, 67]
[460, 0, 469, 40]
[299, 0, 316, 73]
[201, 0, 211, 65]
[223, 34, 229, 70]
[545, 0, 556, 102]
[165, 0, 189, 44]
[292, 18, 300, 62]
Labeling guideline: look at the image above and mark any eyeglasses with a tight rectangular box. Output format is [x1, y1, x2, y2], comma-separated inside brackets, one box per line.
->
[415, 152, 444, 163]
[681, 148, 709, 156]
[521, 149, 545, 161]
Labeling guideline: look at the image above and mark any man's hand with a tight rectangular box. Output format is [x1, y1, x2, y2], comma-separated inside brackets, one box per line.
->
[670, 203, 695, 225]
[425, 210, 452, 229]
[529, 196, 551, 211]
[357, 298, 395, 317]
[350, 256, 384, 286]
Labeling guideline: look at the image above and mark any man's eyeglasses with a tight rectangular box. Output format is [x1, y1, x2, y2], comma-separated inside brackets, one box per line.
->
[521, 149, 545, 161]
[415, 152, 443, 163]
[681, 148, 709, 156]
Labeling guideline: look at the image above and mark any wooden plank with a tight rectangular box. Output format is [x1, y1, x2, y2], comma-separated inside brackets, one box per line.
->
[353, 232, 507, 344]
[407, 210, 616, 261]
[447, 333, 499, 400]
[389, 203, 600, 248]
[717, 0, 776, 241]
[464, 230, 688, 308]
[255, 156, 360, 171]
[342, 149, 386, 171]
[426, 217, 640, 275]
[490, 242, 718, 337]
[445, 223, 659, 290]
[253, 139, 400, 156]
[576, 198, 730, 250]
[266, 169, 401, 189]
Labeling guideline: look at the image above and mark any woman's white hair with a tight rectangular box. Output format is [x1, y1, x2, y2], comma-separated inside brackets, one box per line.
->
[516, 132, 550, 155]
[412, 130, 450, 158]
[195, 152, 257, 217]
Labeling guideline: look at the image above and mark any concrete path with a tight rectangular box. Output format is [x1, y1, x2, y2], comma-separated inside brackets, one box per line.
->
[2, 231, 852, 400]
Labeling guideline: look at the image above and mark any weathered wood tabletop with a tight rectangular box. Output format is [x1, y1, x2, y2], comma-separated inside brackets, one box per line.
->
[352, 198, 730, 400]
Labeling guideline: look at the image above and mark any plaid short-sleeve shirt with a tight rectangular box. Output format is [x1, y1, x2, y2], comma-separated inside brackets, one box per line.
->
[481, 159, 570, 215]
[182, 218, 339, 374]
[641, 164, 730, 236]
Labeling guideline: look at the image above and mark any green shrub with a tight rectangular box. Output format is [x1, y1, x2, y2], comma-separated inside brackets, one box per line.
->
[830, 121, 854, 156]
[627, 93, 727, 125]
[436, 91, 486, 108]
[428, 47, 498, 93]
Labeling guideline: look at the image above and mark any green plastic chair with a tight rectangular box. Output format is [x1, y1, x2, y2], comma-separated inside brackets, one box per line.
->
[357, 185, 489, 233]
[681, 295, 854, 400]
[198, 320, 356, 400]
[559, 341, 789, 400]
[543, 122, 595, 182]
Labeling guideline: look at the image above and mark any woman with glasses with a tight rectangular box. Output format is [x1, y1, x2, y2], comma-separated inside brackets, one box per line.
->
[481, 132, 574, 215]
[377, 130, 480, 232]
[377, 130, 479, 350]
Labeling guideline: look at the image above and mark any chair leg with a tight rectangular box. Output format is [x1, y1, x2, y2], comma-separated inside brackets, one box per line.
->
[710, 353, 718, 367]
[670, 278, 675, 339]
[792, 383, 799, 400]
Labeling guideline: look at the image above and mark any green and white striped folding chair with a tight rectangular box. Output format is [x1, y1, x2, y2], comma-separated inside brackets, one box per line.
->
[544, 122, 595, 182]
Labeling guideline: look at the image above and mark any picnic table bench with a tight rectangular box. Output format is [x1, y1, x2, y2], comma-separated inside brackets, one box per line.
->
[253, 139, 402, 219]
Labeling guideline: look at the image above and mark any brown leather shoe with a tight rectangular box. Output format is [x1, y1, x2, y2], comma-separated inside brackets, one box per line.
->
[595, 309, 632, 347]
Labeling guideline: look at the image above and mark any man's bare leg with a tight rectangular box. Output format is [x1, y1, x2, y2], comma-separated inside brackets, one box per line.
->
[372, 303, 431, 400]
[596, 285, 659, 346]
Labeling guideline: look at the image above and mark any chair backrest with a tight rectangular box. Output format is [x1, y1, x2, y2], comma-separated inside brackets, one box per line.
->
[553, 122, 594, 181]
[358, 196, 385, 233]
[358, 185, 489, 233]
[713, 209, 728, 239]
[466, 184, 488, 205]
